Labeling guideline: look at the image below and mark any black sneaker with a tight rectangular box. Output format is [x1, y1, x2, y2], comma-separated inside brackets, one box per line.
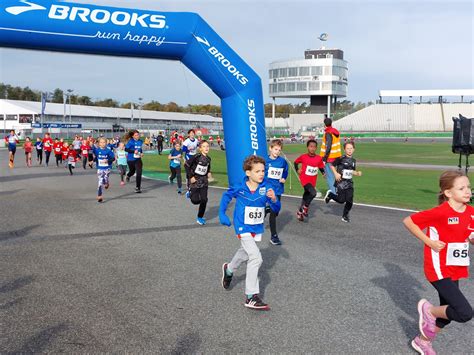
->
[245, 294, 270, 310]
[135, 187, 141, 193]
[221, 263, 232, 289]
[126, 176, 130, 183]
[324, 190, 331, 204]
[270, 235, 282, 245]
[342, 215, 350, 223]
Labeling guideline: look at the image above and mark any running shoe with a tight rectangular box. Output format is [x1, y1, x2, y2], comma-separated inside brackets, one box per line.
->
[126, 176, 130, 183]
[411, 335, 436, 355]
[296, 210, 304, 222]
[97, 197, 103, 203]
[315, 191, 322, 198]
[221, 263, 232, 289]
[302, 205, 309, 217]
[417, 299, 437, 341]
[270, 235, 282, 245]
[245, 294, 270, 310]
[168, 175, 172, 184]
[324, 190, 331, 204]
[120, 181, 125, 186]
[135, 187, 141, 193]
[185, 190, 190, 199]
[197, 217, 206, 225]
[177, 188, 182, 194]
[342, 215, 350, 223]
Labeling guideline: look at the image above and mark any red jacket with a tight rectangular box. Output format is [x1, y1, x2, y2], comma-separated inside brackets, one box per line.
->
[53, 142, 62, 155]
[61, 146, 69, 159]
[43, 138, 53, 152]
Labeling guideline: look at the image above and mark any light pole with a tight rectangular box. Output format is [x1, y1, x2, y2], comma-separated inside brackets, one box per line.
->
[67, 89, 74, 123]
[138, 97, 143, 131]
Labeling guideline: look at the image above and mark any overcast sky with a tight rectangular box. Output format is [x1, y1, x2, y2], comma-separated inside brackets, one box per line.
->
[0, 0, 472, 105]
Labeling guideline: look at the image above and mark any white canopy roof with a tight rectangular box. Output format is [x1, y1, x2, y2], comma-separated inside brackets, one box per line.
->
[379, 89, 474, 97]
[0, 99, 221, 123]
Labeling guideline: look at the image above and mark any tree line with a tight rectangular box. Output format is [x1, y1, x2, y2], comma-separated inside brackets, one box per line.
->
[0, 83, 372, 118]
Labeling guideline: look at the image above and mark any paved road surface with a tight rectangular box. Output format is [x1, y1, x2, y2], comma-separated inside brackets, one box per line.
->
[0, 151, 472, 353]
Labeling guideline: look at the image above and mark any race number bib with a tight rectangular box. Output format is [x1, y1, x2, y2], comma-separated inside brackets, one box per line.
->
[173, 159, 181, 165]
[37, 146, 42, 150]
[244, 207, 265, 225]
[68, 156, 75, 163]
[268, 167, 283, 180]
[98, 159, 108, 167]
[305, 165, 318, 176]
[82, 150, 88, 155]
[342, 169, 353, 179]
[55, 148, 60, 152]
[446, 242, 470, 266]
[133, 152, 141, 159]
[195, 164, 208, 176]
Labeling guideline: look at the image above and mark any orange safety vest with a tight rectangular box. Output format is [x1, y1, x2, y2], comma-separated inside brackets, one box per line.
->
[319, 131, 341, 161]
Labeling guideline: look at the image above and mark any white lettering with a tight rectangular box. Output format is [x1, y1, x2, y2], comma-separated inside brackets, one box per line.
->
[130, 13, 149, 27]
[149, 14, 166, 29]
[90, 9, 110, 24]
[70, 7, 90, 22]
[111, 11, 131, 26]
[49, 4, 68, 19]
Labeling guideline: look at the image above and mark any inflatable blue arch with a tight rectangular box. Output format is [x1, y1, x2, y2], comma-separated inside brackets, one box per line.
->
[0, 0, 267, 186]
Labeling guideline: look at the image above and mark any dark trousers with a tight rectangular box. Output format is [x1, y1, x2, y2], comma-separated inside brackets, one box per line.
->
[127, 159, 143, 189]
[45, 151, 51, 166]
[269, 195, 281, 236]
[157, 141, 163, 154]
[328, 187, 354, 217]
[301, 183, 317, 209]
[83, 157, 88, 169]
[68, 164, 74, 175]
[170, 166, 182, 189]
[190, 186, 208, 218]
[118, 165, 127, 182]
[55, 154, 62, 166]
[36, 149, 43, 164]
[431, 278, 473, 328]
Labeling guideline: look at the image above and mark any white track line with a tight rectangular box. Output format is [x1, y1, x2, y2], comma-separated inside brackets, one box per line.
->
[143, 174, 418, 213]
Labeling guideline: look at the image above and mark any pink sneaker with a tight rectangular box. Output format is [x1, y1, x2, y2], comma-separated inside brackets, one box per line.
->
[411, 335, 436, 355]
[417, 299, 437, 341]
[120, 181, 125, 186]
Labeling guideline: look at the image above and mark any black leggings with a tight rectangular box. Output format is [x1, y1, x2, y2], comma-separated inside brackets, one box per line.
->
[68, 164, 75, 175]
[82, 156, 88, 169]
[45, 151, 51, 166]
[329, 187, 354, 217]
[431, 278, 473, 328]
[170, 166, 182, 188]
[190, 186, 208, 218]
[269, 195, 281, 236]
[127, 159, 143, 189]
[55, 154, 62, 166]
[36, 149, 43, 164]
[157, 141, 163, 154]
[301, 183, 317, 209]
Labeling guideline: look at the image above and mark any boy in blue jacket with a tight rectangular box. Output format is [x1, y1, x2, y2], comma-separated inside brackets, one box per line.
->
[219, 155, 281, 310]
[265, 139, 288, 245]
[93, 137, 115, 203]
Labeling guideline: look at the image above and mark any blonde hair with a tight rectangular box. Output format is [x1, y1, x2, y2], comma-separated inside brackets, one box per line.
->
[438, 170, 467, 205]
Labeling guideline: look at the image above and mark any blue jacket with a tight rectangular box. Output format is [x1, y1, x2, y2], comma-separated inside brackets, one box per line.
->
[93, 147, 115, 170]
[220, 178, 281, 235]
[125, 139, 143, 161]
[265, 156, 289, 196]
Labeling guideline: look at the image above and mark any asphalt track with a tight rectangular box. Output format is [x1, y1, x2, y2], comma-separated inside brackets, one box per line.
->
[1, 150, 473, 354]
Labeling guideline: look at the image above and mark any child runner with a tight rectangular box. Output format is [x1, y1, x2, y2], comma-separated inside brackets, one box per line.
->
[87, 140, 95, 168]
[185, 140, 212, 225]
[35, 137, 43, 165]
[53, 138, 62, 167]
[182, 129, 200, 187]
[72, 135, 82, 158]
[265, 139, 288, 245]
[403, 170, 473, 355]
[80, 139, 89, 170]
[325, 142, 363, 222]
[125, 130, 144, 193]
[5, 130, 19, 168]
[67, 145, 77, 175]
[93, 137, 115, 202]
[42, 133, 53, 167]
[61, 141, 69, 168]
[116, 142, 128, 186]
[168, 141, 183, 194]
[23, 137, 33, 168]
[294, 139, 326, 221]
[219, 155, 281, 310]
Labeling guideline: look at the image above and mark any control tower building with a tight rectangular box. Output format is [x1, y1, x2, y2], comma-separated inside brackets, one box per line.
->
[269, 48, 348, 119]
